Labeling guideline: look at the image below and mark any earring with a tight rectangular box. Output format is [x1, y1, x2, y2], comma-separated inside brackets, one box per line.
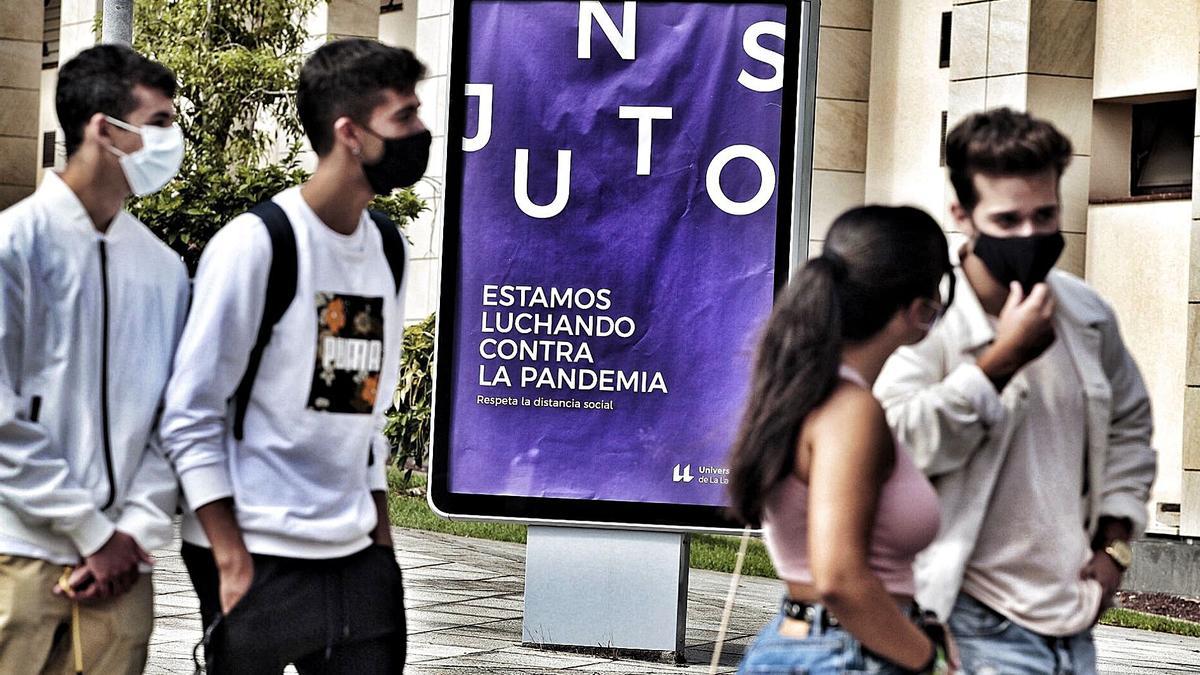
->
[352, 147, 361, 157]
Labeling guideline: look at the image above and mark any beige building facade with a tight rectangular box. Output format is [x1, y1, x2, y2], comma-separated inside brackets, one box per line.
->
[0, 2, 44, 209]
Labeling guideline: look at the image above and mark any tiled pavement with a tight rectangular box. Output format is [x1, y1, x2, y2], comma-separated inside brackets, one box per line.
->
[146, 527, 1200, 674]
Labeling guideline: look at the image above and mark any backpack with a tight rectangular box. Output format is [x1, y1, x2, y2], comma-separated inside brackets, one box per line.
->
[230, 200, 406, 441]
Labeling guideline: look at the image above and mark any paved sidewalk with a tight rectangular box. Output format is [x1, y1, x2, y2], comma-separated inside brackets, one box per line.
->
[146, 527, 1200, 674]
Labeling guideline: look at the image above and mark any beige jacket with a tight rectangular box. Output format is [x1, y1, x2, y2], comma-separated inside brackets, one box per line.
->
[875, 268, 1156, 620]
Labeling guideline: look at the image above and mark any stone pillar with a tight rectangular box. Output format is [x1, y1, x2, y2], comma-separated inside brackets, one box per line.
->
[379, 2, 418, 50]
[58, 0, 99, 65]
[809, 0, 873, 254]
[947, 0, 1095, 276]
[403, 0, 451, 322]
[862, 0, 952, 231]
[306, 0, 379, 51]
[1182, 47, 1200, 537]
[0, 0, 45, 209]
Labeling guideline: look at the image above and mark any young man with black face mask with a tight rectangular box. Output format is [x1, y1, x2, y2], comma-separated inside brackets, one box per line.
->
[876, 108, 1156, 675]
[160, 39, 429, 673]
[0, 45, 188, 674]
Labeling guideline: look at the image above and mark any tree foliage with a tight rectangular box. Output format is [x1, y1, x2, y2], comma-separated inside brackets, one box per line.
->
[127, 0, 425, 269]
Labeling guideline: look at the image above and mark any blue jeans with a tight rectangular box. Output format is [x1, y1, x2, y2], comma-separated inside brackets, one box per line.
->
[738, 606, 909, 674]
[948, 593, 1096, 675]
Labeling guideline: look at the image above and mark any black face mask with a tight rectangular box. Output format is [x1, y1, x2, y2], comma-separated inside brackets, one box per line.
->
[361, 128, 432, 195]
[972, 230, 1065, 292]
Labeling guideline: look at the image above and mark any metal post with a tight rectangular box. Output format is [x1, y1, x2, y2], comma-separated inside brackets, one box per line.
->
[790, 0, 821, 271]
[101, 0, 134, 46]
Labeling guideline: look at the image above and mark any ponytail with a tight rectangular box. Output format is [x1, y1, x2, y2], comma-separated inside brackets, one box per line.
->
[726, 255, 846, 525]
[726, 205, 950, 526]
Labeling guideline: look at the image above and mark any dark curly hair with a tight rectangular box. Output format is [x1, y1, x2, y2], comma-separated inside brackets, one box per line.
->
[56, 45, 177, 157]
[946, 107, 1073, 212]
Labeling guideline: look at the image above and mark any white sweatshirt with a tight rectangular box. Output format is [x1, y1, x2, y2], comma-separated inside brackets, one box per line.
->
[161, 187, 406, 559]
[0, 171, 189, 564]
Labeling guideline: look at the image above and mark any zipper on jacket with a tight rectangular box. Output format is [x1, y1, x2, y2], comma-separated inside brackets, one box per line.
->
[29, 396, 41, 423]
[98, 241, 117, 511]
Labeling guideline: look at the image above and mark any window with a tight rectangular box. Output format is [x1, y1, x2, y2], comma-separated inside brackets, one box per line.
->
[939, 111, 948, 167]
[41, 132, 56, 168]
[1131, 98, 1195, 196]
[380, 0, 404, 13]
[939, 12, 952, 69]
[42, 0, 61, 70]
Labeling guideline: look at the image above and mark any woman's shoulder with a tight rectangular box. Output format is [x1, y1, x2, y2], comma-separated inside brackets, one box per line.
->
[807, 382, 893, 458]
[813, 379, 885, 423]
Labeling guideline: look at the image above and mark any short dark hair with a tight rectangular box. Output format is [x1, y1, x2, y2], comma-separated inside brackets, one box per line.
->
[946, 107, 1073, 212]
[298, 39, 427, 156]
[56, 45, 177, 158]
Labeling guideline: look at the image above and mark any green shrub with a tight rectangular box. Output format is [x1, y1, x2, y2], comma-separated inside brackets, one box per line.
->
[384, 314, 437, 474]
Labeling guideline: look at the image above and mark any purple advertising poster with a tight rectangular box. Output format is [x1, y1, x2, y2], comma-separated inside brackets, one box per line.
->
[435, 1, 797, 526]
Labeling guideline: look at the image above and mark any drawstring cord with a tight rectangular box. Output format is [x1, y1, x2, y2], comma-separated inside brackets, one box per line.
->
[56, 567, 84, 675]
[340, 564, 351, 641]
[709, 527, 751, 675]
[323, 566, 334, 660]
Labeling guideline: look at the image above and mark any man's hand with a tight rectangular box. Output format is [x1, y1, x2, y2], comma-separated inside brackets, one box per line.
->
[977, 282, 1056, 390]
[191, 498, 258, 614]
[193, 498, 256, 615]
[371, 490, 393, 549]
[216, 547, 255, 615]
[55, 531, 152, 603]
[1082, 550, 1123, 623]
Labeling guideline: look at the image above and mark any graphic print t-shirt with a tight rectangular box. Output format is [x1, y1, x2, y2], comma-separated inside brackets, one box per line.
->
[171, 186, 407, 560]
[310, 293, 385, 414]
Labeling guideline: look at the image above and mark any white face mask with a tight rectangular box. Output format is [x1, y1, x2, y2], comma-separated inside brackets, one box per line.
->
[105, 116, 184, 196]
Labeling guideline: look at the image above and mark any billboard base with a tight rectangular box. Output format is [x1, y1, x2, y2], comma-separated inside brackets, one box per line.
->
[522, 526, 690, 659]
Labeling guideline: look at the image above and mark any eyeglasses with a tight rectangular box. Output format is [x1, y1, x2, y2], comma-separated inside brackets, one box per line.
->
[918, 270, 956, 330]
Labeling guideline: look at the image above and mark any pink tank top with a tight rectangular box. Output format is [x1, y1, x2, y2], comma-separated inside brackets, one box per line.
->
[761, 366, 941, 596]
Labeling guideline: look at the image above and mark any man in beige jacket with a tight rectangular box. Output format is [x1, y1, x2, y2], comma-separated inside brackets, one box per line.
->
[876, 108, 1156, 675]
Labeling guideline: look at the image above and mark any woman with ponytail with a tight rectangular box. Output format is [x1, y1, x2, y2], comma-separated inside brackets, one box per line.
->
[730, 206, 956, 674]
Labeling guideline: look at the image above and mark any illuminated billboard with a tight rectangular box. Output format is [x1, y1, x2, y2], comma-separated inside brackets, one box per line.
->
[431, 0, 810, 529]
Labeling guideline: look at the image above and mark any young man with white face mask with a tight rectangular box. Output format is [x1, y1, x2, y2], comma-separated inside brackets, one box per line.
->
[161, 38, 428, 673]
[876, 108, 1156, 674]
[0, 45, 189, 674]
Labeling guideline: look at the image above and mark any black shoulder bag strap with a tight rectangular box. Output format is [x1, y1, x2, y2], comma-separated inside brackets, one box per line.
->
[368, 209, 406, 295]
[231, 200, 297, 441]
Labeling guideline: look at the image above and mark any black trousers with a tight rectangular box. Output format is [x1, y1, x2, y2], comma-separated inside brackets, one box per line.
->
[182, 542, 406, 675]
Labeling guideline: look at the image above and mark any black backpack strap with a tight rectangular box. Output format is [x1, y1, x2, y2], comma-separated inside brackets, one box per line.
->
[231, 200, 297, 441]
[368, 210, 406, 295]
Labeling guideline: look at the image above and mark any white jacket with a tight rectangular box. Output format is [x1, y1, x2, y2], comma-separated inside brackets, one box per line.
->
[875, 268, 1156, 620]
[161, 187, 405, 559]
[0, 172, 189, 563]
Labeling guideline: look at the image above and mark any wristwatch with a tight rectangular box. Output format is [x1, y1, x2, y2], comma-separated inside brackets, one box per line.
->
[1104, 540, 1134, 571]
